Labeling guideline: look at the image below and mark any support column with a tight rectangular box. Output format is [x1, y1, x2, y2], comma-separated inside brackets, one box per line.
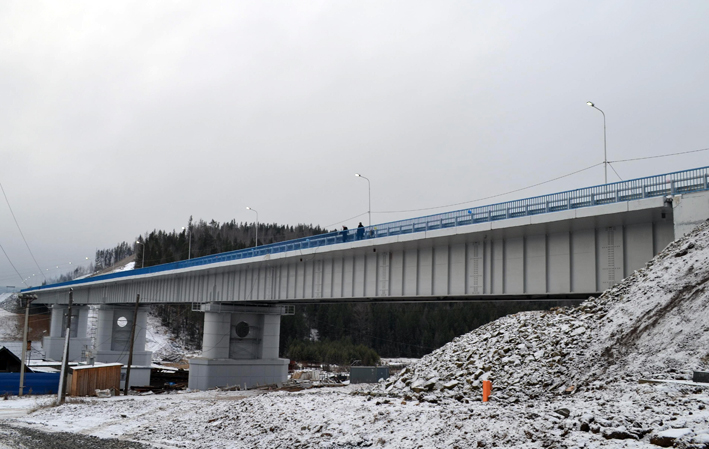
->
[94, 305, 153, 389]
[188, 304, 290, 391]
[43, 305, 91, 362]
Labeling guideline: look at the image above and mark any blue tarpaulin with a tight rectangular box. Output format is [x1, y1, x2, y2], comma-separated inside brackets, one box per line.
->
[0, 373, 60, 395]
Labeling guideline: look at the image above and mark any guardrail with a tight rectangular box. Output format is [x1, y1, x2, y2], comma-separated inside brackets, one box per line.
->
[24, 166, 709, 292]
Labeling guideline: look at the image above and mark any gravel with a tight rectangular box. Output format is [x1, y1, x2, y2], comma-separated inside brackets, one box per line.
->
[0, 423, 149, 449]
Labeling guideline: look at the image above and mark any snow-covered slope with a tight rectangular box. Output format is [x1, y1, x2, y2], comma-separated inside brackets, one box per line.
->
[0, 294, 19, 340]
[378, 220, 709, 402]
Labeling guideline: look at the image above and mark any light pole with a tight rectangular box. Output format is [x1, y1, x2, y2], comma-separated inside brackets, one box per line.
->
[136, 240, 146, 268]
[246, 207, 259, 247]
[586, 101, 608, 184]
[355, 173, 371, 226]
[181, 226, 192, 259]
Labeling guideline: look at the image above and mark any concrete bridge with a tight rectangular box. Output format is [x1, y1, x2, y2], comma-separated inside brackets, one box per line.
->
[22, 166, 709, 390]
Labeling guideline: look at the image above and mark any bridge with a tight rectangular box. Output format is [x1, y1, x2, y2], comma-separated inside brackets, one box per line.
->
[22, 166, 709, 390]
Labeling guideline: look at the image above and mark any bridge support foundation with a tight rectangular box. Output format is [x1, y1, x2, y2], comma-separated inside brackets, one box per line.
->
[94, 305, 153, 388]
[188, 304, 289, 390]
[43, 304, 91, 362]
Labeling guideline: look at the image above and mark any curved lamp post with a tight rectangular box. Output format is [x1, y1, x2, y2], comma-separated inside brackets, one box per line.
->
[355, 173, 371, 226]
[246, 207, 259, 247]
[587, 101, 608, 184]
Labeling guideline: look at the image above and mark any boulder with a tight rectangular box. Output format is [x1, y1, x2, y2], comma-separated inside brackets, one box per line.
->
[650, 428, 692, 447]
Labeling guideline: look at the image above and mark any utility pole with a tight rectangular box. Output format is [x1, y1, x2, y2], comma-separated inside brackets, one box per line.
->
[124, 293, 140, 396]
[18, 293, 37, 397]
[57, 288, 73, 405]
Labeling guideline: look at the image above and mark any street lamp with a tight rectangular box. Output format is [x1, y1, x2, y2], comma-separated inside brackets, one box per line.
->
[354, 173, 371, 226]
[586, 101, 608, 184]
[135, 240, 146, 268]
[246, 207, 259, 247]
[181, 226, 192, 259]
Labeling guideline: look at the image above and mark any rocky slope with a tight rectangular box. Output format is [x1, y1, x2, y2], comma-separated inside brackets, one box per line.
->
[377, 220, 709, 403]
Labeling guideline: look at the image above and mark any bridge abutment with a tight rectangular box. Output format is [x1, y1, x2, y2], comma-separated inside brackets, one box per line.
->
[43, 304, 91, 362]
[672, 190, 709, 237]
[188, 304, 289, 390]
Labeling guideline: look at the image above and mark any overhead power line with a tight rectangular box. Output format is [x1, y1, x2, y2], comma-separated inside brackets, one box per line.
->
[0, 182, 47, 280]
[325, 211, 369, 229]
[0, 242, 28, 287]
[375, 162, 604, 214]
[368, 145, 709, 217]
[609, 147, 709, 163]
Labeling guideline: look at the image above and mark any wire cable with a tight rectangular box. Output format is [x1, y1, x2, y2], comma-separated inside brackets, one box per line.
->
[324, 211, 369, 229]
[608, 162, 624, 181]
[374, 162, 604, 214]
[609, 147, 709, 163]
[0, 242, 28, 287]
[0, 182, 47, 281]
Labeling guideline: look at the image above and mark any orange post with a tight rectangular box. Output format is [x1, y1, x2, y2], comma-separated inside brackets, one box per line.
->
[482, 380, 492, 402]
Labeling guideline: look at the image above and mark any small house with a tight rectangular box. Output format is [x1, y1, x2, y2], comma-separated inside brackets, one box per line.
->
[0, 346, 30, 373]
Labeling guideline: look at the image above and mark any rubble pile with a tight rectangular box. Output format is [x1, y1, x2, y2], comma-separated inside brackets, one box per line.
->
[377, 220, 709, 403]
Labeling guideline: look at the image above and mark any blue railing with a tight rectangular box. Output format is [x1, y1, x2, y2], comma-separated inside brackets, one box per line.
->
[24, 166, 709, 292]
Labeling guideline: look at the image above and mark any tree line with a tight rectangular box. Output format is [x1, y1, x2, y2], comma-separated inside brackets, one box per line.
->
[135, 217, 330, 268]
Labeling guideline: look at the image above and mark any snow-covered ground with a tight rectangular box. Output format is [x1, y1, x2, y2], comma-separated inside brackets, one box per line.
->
[1, 380, 708, 448]
[1, 221, 709, 448]
[0, 295, 19, 340]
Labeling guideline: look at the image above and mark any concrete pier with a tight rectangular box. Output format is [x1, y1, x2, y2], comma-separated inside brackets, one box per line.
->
[188, 304, 289, 390]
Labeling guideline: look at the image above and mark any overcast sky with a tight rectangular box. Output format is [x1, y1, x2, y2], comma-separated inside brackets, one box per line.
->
[1, 1, 708, 288]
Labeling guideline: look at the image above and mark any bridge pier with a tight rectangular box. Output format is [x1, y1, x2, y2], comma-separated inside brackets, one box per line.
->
[94, 305, 153, 388]
[188, 304, 289, 390]
[44, 304, 91, 362]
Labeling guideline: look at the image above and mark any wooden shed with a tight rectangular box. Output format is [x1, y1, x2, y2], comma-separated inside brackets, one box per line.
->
[68, 363, 122, 397]
[0, 346, 27, 373]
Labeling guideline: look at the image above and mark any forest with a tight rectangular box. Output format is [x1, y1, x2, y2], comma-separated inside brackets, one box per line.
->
[83, 218, 563, 364]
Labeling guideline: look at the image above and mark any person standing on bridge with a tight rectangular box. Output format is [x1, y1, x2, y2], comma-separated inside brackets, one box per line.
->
[342, 226, 349, 242]
[357, 222, 365, 240]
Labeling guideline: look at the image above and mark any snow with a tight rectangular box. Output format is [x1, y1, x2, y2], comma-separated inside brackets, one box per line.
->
[0, 295, 20, 341]
[0, 307, 17, 340]
[70, 363, 123, 371]
[1, 220, 709, 448]
[110, 261, 135, 273]
[145, 312, 201, 362]
[657, 428, 692, 439]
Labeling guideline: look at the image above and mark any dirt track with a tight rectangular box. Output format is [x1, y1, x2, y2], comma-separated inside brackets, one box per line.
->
[0, 423, 149, 449]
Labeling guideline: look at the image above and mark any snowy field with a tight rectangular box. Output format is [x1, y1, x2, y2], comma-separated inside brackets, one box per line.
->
[0, 221, 708, 448]
[1, 381, 707, 448]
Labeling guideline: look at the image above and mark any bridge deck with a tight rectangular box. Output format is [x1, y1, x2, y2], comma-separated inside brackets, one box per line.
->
[23, 166, 709, 299]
